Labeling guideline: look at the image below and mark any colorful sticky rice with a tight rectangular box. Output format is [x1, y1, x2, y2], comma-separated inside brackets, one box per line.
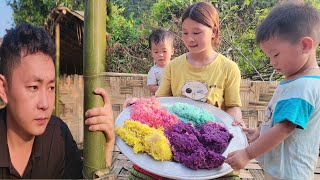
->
[165, 102, 216, 126]
[197, 122, 234, 154]
[116, 120, 172, 161]
[164, 121, 233, 169]
[130, 96, 179, 129]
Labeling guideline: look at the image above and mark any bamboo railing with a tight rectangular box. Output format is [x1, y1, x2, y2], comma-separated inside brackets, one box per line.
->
[58, 73, 278, 144]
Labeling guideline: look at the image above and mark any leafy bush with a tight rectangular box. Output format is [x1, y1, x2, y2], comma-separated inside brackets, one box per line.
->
[108, 0, 276, 80]
[8, 0, 320, 80]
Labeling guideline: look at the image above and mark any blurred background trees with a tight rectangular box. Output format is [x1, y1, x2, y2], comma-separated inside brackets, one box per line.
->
[6, 0, 320, 80]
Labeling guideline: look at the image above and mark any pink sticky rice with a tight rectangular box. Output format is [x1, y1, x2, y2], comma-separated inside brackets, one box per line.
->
[130, 96, 179, 129]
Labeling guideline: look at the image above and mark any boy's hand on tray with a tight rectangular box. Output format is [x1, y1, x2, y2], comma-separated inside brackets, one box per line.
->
[242, 127, 260, 143]
[225, 149, 251, 170]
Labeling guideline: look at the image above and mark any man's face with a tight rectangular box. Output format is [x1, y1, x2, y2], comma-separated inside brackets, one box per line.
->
[5, 52, 55, 137]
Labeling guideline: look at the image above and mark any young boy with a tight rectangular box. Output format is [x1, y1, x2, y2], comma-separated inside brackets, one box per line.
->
[0, 23, 115, 178]
[147, 28, 174, 94]
[226, 2, 320, 179]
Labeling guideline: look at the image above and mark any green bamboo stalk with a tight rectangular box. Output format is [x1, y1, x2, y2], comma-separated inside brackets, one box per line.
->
[55, 23, 60, 116]
[83, 0, 107, 178]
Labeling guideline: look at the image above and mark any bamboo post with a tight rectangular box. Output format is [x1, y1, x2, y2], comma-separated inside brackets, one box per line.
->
[55, 23, 60, 116]
[83, 0, 107, 178]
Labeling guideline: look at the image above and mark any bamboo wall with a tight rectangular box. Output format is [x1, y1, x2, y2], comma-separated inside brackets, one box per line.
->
[58, 73, 278, 144]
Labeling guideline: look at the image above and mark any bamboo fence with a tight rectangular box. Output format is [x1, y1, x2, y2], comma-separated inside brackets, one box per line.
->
[58, 72, 278, 144]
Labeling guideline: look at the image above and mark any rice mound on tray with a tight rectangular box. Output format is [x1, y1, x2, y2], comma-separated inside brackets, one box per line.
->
[130, 96, 179, 129]
[165, 121, 233, 169]
[118, 97, 234, 170]
[116, 120, 172, 161]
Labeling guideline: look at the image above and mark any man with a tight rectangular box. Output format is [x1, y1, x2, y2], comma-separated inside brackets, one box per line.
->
[0, 23, 115, 178]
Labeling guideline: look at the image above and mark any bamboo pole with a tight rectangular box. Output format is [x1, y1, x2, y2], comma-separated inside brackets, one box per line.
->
[83, 0, 107, 178]
[55, 23, 60, 116]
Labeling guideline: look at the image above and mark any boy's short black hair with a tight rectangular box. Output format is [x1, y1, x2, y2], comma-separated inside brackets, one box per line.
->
[0, 23, 55, 83]
[148, 28, 174, 49]
[256, 2, 320, 45]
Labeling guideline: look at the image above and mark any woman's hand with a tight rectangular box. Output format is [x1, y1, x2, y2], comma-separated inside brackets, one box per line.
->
[224, 106, 246, 127]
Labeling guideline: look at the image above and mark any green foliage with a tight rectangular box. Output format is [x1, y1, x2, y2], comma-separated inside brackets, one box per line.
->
[106, 0, 320, 79]
[6, 0, 84, 27]
[150, 0, 190, 24]
[215, 0, 277, 78]
[9, 0, 320, 79]
[106, 3, 150, 73]
[106, 0, 280, 80]
[306, 0, 320, 59]
[113, 0, 157, 20]
[107, 4, 141, 45]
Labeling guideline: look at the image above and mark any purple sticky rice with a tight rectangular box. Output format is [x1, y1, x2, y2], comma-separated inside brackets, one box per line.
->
[196, 122, 234, 154]
[165, 121, 233, 170]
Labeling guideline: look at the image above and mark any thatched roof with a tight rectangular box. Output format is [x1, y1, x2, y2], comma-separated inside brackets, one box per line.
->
[45, 7, 85, 74]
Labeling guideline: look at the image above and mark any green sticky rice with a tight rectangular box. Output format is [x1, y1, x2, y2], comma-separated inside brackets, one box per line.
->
[164, 102, 216, 126]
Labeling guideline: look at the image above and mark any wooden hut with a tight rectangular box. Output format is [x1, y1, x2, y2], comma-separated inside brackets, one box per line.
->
[45, 7, 85, 74]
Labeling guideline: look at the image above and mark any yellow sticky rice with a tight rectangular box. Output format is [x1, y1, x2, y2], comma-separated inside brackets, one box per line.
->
[116, 120, 172, 161]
